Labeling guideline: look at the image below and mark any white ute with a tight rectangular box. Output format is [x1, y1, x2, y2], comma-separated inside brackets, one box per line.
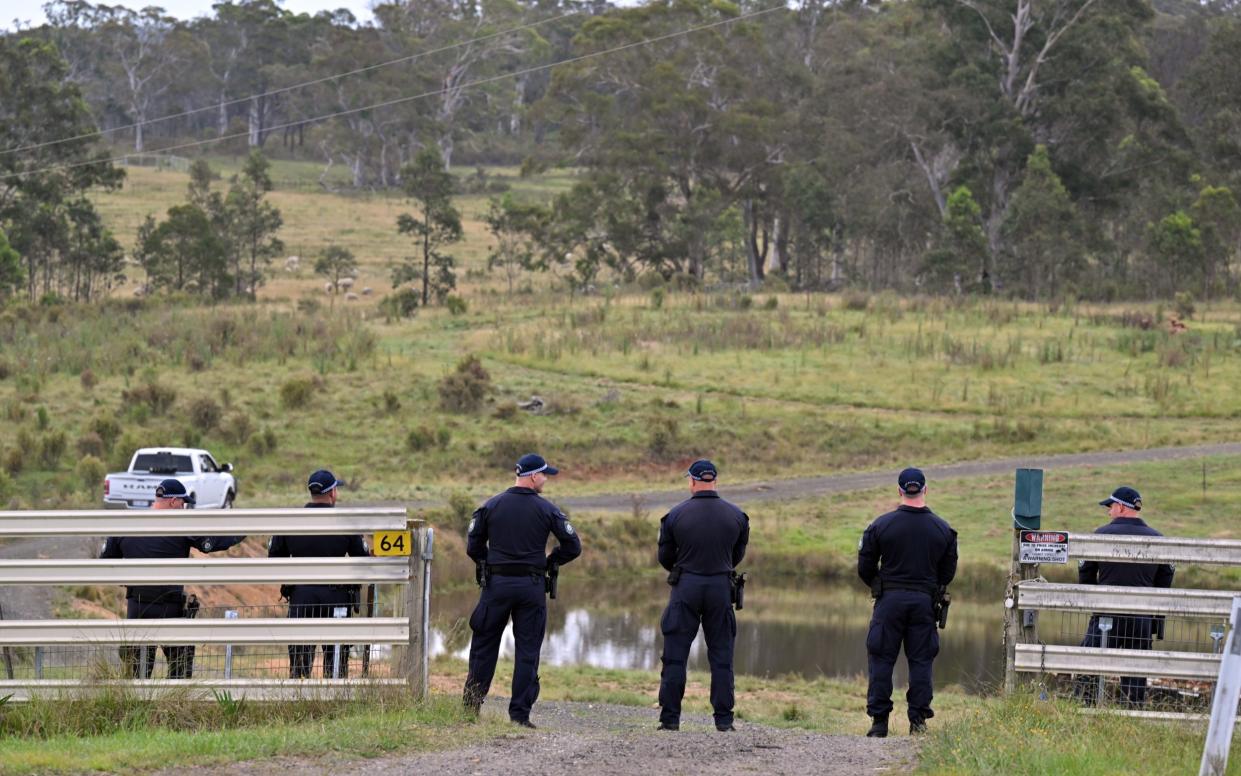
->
[103, 448, 236, 509]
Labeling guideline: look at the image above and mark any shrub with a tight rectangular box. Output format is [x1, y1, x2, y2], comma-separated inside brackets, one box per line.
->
[188, 397, 223, 431]
[380, 288, 420, 321]
[650, 287, 666, 310]
[182, 427, 202, 448]
[248, 427, 279, 456]
[492, 400, 518, 419]
[35, 406, 49, 430]
[2, 446, 22, 475]
[381, 390, 401, 414]
[122, 380, 177, 416]
[446, 491, 475, 537]
[842, 290, 870, 311]
[445, 295, 468, 316]
[438, 355, 491, 413]
[407, 425, 450, 452]
[487, 435, 539, 469]
[76, 432, 106, 459]
[76, 455, 107, 493]
[648, 418, 679, 460]
[0, 360, 10, 381]
[764, 296, 779, 310]
[1174, 291, 1196, 320]
[79, 368, 97, 391]
[37, 430, 68, 469]
[0, 468, 13, 505]
[279, 376, 320, 409]
[222, 411, 254, 445]
[89, 415, 122, 452]
[110, 431, 145, 472]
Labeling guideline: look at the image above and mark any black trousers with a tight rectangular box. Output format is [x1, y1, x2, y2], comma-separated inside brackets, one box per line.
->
[463, 574, 547, 722]
[122, 598, 193, 679]
[1076, 614, 1154, 705]
[865, 590, 939, 722]
[287, 585, 354, 679]
[658, 572, 736, 727]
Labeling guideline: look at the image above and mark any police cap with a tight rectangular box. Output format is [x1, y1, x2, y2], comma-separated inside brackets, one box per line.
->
[1100, 486, 1141, 511]
[516, 454, 558, 477]
[898, 467, 926, 495]
[307, 469, 340, 496]
[155, 478, 195, 505]
[687, 459, 718, 482]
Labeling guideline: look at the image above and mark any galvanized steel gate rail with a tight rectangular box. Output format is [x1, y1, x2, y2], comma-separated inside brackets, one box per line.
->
[0, 508, 433, 702]
[1006, 532, 1241, 719]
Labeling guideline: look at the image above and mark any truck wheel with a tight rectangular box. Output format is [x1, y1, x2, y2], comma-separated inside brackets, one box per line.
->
[223, 492, 234, 509]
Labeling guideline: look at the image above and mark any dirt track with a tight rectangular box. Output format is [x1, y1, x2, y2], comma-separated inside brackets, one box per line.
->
[162, 699, 919, 776]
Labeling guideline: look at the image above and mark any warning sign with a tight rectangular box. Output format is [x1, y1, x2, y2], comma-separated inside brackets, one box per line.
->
[1019, 530, 1069, 564]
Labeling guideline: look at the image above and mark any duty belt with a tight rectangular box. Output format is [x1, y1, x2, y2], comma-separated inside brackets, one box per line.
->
[882, 581, 937, 596]
[488, 564, 545, 576]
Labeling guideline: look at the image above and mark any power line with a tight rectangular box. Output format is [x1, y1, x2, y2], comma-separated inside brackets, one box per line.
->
[5, 6, 783, 183]
[0, 11, 578, 158]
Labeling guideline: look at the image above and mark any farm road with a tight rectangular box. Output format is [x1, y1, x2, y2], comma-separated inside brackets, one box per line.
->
[162, 699, 917, 776]
[555, 441, 1241, 514]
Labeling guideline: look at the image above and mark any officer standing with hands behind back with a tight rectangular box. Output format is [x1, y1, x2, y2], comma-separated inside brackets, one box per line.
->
[268, 469, 370, 679]
[858, 467, 957, 738]
[656, 459, 749, 733]
[463, 454, 581, 728]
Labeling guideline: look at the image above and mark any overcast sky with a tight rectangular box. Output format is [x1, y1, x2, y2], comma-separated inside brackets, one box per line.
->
[3, 0, 376, 30]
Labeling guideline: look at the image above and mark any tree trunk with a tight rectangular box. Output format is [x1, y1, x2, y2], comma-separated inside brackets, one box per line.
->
[248, 97, 262, 148]
[218, 93, 228, 136]
[422, 216, 431, 307]
[743, 199, 766, 286]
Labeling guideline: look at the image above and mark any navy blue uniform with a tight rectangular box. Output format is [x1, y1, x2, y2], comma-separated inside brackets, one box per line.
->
[464, 487, 581, 721]
[857, 505, 957, 723]
[656, 491, 749, 727]
[268, 502, 369, 678]
[1077, 516, 1174, 705]
[101, 532, 244, 678]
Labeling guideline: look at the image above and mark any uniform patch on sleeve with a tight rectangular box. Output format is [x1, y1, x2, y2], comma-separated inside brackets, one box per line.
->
[564, 522, 575, 536]
[858, 536, 864, 550]
[468, 518, 476, 534]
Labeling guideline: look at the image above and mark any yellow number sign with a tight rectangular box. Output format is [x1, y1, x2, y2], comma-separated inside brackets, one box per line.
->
[374, 530, 412, 556]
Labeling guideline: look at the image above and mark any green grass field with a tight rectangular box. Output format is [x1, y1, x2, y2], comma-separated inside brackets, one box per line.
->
[3, 659, 1235, 775]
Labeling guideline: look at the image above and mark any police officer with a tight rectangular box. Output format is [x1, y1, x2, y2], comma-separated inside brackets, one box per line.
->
[100, 478, 245, 679]
[656, 459, 749, 732]
[268, 469, 369, 679]
[463, 453, 581, 728]
[1077, 486, 1174, 706]
[857, 467, 957, 737]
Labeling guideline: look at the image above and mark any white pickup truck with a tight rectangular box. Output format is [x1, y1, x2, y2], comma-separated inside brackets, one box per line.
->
[103, 448, 236, 509]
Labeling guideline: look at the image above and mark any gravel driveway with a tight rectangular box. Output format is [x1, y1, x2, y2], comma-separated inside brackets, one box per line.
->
[163, 699, 917, 776]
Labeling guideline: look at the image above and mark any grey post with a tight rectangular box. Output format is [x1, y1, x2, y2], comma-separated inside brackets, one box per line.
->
[1096, 616, 1113, 705]
[332, 606, 348, 678]
[1199, 597, 1241, 776]
[223, 609, 238, 679]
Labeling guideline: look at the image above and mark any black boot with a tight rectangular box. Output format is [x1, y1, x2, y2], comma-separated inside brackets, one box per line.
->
[866, 714, 889, 738]
[910, 717, 927, 735]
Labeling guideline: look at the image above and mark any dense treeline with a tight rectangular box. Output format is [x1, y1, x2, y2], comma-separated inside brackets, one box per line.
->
[1, 0, 1240, 302]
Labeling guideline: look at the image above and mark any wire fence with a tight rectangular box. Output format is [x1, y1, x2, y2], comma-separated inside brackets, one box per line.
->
[1029, 610, 1228, 713]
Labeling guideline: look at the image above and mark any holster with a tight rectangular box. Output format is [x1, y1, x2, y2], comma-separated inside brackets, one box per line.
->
[279, 584, 293, 602]
[934, 586, 950, 630]
[184, 594, 200, 619]
[666, 566, 682, 586]
[475, 560, 489, 589]
[870, 578, 883, 600]
[730, 571, 747, 611]
[545, 563, 560, 600]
